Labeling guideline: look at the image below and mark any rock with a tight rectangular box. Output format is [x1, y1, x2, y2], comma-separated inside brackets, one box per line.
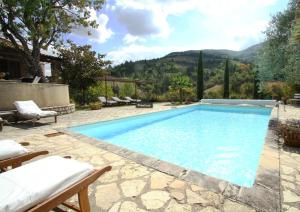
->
[296, 175, 300, 182]
[282, 165, 295, 175]
[108, 202, 121, 212]
[191, 185, 202, 192]
[199, 206, 221, 212]
[186, 189, 208, 205]
[282, 174, 294, 182]
[150, 171, 174, 189]
[119, 201, 147, 212]
[283, 190, 300, 203]
[110, 159, 126, 167]
[169, 179, 186, 190]
[223, 200, 255, 212]
[98, 169, 119, 183]
[95, 183, 121, 210]
[90, 155, 105, 165]
[164, 199, 191, 212]
[103, 152, 123, 162]
[170, 191, 185, 201]
[120, 180, 146, 197]
[282, 181, 296, 190]
[201, 191, 224, 207]
[141, 190, 170, 210]
[121, 164, 149, 179]
[286, 207, 300, 212]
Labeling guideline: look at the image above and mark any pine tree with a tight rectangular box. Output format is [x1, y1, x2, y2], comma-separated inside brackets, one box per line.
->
[253, 69, 260, 99]
[223, 59, 230, 98]
[197, 51, 204, 100]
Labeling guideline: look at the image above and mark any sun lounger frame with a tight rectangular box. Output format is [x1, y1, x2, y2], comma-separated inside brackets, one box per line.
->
[27, 166, 112, 212]
[0, 150, 49, 171]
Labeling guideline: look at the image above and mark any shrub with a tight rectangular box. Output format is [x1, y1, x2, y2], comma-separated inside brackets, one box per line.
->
[261, 82, 294, 101]
[86, 82, 114, 104]
[119, 83, 135, 98]
[89, 102, 102, 110]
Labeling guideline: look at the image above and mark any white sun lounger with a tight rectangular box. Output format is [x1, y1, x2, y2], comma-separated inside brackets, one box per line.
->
[98, 96, 118, 106]
[125, 96, 142, 103]
[14, 100, 58, 126]
[112, 96, 130, 104]
[0, 156, 111, 212]
[0, 139, 48, 171]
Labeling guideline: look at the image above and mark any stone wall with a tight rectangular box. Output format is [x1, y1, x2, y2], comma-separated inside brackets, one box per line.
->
[0, 81, 71, 111]
[42, 104, 75, 115]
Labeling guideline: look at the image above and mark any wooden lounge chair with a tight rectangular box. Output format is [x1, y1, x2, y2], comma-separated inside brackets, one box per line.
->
[98, 96, 118, 106]
[112, 96, 130, 104]
[0, 139, 48, 171]
[125, 96, 142, 104]
[14, 100, 58, 126]
[0, 156, 112, 212]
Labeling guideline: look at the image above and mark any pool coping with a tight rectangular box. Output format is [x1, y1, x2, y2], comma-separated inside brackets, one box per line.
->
[58, 107, 281, 212]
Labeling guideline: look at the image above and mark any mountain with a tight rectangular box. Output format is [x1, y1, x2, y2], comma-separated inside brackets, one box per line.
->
[110, 43, 262, 99]
[111, 43, 262, 78]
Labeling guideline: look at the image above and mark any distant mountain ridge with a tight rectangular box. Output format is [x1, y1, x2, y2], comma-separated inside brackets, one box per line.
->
[164, 43, 262, 63]
[111, 43, 262, 79]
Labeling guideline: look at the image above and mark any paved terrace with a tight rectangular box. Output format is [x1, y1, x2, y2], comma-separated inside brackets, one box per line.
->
[0, 103, 300, 212]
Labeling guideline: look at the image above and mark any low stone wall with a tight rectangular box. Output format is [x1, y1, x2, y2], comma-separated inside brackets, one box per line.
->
[42, 104, 75, 115]
[0, 81, 71, 111]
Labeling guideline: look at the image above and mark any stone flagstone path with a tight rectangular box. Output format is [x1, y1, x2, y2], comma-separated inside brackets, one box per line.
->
[0, 103, 300, 211]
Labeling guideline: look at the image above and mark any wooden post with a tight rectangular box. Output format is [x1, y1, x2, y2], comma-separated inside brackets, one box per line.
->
[105, 76, 108, 105]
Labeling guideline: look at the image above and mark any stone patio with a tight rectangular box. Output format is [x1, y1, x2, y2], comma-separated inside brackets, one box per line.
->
[1, 103, 300, 212]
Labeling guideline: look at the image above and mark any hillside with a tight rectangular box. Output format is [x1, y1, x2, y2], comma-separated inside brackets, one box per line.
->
[110, 43, 262, 100]
[111, 43, 261, 77]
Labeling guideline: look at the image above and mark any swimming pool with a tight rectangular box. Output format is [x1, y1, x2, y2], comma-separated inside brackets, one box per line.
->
[70, 105, 272, 187]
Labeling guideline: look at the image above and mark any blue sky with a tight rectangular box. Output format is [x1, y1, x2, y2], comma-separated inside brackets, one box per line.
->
[68, 0, 290, 65]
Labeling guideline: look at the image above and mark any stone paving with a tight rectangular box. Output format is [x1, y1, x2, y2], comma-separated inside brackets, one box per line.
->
[0, 103, 300, 211]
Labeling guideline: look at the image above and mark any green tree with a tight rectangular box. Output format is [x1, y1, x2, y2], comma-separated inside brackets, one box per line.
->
[169, 75, 192, 103]
[197, 51, 204, 100]
[0, 0, 104, 79]
[119, 83, 135, 97]
[223, 59, 230, 98]
[255, 0, 300, 90]
[58, 41, 110, 105]
[253, 69, 260, 99]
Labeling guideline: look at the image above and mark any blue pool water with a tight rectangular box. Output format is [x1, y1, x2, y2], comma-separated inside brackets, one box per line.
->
[71, 105, 272, 187]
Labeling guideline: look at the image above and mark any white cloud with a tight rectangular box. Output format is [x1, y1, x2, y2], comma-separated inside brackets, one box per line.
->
[110, 0, 277, 44]
[106, 0, 279, 62]
[123, 34, 146, 44]
[112, 0, 171, 39]
[72, 9, 113, 43]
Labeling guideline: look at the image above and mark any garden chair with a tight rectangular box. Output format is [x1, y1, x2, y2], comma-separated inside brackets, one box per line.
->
[14, 100, 58, 126]
[0, 139, 48, 171]
[0, 156, 112, 212]
[98, 96, 118, 106]
[112, 96, 130, 104]
[125, 96, 142, 104]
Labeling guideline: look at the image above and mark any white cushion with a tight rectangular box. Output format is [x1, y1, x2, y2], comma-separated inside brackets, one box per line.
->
[14, 101, 57, 117]
[0, 140, 29, 160]
[14, 100, 42, 114]
[39, 110, 58, 117]
[0, 156, 94, 212]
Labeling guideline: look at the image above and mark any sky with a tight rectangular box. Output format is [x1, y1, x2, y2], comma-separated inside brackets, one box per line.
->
[66, 0, 290, 65]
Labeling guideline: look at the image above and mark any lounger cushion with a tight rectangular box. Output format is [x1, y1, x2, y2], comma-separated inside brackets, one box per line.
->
[14, 100, 43, 114]
[14, 100, 57, 118]
[0, 156, 94, 212]
[0, 139, 29, 160]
